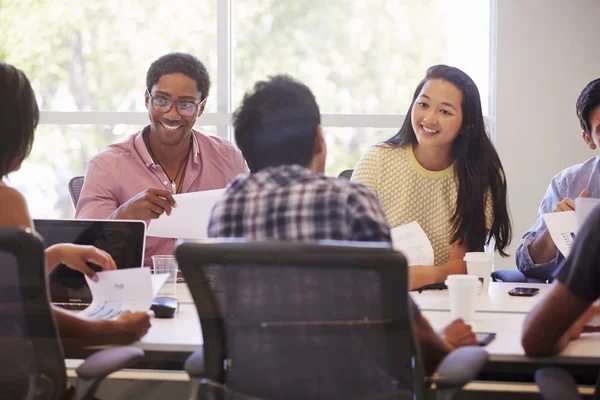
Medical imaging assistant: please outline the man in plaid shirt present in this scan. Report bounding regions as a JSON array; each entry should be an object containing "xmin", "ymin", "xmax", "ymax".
[{"xmin": 208, "ymin": 75, "xmax": 478, "ymax": 374}]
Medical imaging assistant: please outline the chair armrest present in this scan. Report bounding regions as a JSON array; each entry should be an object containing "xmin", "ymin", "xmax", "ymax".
[
  {"xmin": 76, "ymin": 346, "xmax": 144, "ymax": 380},
  {"xmin": 534, "ymin": 367, "xmax": 582, "ymax": 400},
  {"xmin": 428, "ymin": 346, "xmax": 488, "ymax": 389},
  {"xmin": 491, "ymin": 270, "xmax": 528, "ymax": 283},
  {"xmin": 185, "ymin": 348, "xmax": 205, "ymax": 378},
  {"xmin": 74, "ymin": 346, "xmax": 144, "ymax": 400}
]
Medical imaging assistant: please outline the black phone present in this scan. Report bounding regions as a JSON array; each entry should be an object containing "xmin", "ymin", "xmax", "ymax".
[
  {"xmin": 508, "ymin": 287, "xmax": 540, "ymax": 297},
  {"xmin": 475, "ymin": 332, "xmax": 496, "ymax": 346}
]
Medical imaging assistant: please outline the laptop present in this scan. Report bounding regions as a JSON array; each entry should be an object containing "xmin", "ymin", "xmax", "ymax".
[{"xmin": 34, "ymin": 219, "xmax": 146, "ymax": 310}]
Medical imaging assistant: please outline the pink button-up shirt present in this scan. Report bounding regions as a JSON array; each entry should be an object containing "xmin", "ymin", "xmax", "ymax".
[{"xmin": 75, "ymin": 127, "xmax": 248, "ymax": 266}]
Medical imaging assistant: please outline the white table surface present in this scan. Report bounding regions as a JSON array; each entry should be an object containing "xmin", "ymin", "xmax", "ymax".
[
  {"xmin": 412, "ymin": 282, "xmax": 551, "ymax": 314},
  {"xmin": 423, "ymin": 310, "xmax": 600, "ymax": 364},
  {"xmin": 138, "ymin": 303, "xmax": 202, "ymax": 352}
]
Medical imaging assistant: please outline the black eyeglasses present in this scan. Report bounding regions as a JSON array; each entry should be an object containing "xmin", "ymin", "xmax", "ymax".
[{"xmin": 147, "ymin": 90, "xmax": 206, "ymax": 117}]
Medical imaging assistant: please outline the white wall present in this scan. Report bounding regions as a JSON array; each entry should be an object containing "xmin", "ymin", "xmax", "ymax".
[{"xmin": 494, "ymin": 0, "xmax": 600, "ymax": 270}]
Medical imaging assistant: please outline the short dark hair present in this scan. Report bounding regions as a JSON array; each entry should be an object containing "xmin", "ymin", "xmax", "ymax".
[
  {"xmin": 146, "ymin": 53, "xmax": 211, "ymax": 101},
  {"xmin": 233, "ymin": 75, "xmax": 321, "ymax": 172},
  {"xmin": 0, "ymin": 63, "xmax": 39, "ymax": 177},
  {"xmin": 576, "ymin": 78, "xmax": 600, "ymax": 136}
]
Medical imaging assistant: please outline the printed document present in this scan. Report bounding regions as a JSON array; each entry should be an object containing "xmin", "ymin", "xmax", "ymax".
[
  {"xmin": 390, "ymin": 221, "xmax": 435, "ymax": 266},
  {"xmin": 542, "ymin": 211, "xmax": 577, "ymax": 258},
  {"xmin": 82, "ymin": 268, "xmax": 169, "ymax": 320},
  {"xmin": 146, "ymin": 188, "xmax": 225, "ymax": 239}
]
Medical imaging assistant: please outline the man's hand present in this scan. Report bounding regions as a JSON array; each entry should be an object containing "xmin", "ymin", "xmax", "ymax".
[
  {"xmin": 553, "ymin": 189, "xmax": 589, "ymax": 212},
  {"xmin": 105, "ymin": 311, "xmax": 153, "ymax": 345},
  {"xmin": 111, "ymin": 188, "xmax": 177, "ymax": 220},
  {"xmin": 567, "ymin": 304, "xmax": 600, "ymax": 340},
  {"xmin": 46, "ymin": 244, "xmax": 116, "ymax": 280},
  {"xmin": 440, "ymin": 318, "xmax": 478, "ymax": 349}
]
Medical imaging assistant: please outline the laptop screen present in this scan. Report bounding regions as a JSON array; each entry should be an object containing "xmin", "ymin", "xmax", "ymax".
[{"xmin": 34, "ymin": 219, "xmax": 146, "ymax": 304}]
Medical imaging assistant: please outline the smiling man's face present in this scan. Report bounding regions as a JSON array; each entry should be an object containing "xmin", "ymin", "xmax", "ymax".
[{"xmin": 145, "ymin": 72, "xmax": 204, "ymax": 147}]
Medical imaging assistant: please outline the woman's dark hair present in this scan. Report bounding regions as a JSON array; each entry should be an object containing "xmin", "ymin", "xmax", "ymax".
[
  {"xmin": 576, "ymin": 78, "xmax": 600, "ymax": 136},
  {"xmin": 146, "ymin": 52, "xmax": 211, "ymax": 101},
  {"xmin": 233, "ymin": 75, "xmax": 321, "ymax": 172},
  {"xmin": 384, "ymin": 65, "xmax": 511, "ymax": 256},
  {"xmin": 0, "ymin": 63, "xmax": 39, "ymax": 176}
]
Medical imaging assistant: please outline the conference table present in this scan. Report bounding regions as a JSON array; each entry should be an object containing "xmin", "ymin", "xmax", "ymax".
[{"xmin": 65, "ymin": 281, "xmax": 600, "ymax": 385}]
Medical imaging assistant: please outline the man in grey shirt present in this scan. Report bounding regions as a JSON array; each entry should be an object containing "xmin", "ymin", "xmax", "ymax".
[{"xmin": 522, "ymin": 204, "xmax": 600, "ymax": 356}]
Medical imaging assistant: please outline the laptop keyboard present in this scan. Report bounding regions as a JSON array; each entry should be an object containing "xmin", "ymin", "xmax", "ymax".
[{"xmin": 53, "ymin": 303, "xmax": 90, "ymax": 311}]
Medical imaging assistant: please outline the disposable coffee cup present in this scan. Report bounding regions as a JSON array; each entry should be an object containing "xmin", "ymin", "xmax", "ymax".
[
  {"xmin": 445, "ymin": 275, "xmax": 480, "ymax": 322},
  {"xmin": 151, "ymin": 255, "xmax": 178, "ymax": 298},
  {"xmin": 463, "ymin": 252, "xmax": 493, "ymax": 295}
]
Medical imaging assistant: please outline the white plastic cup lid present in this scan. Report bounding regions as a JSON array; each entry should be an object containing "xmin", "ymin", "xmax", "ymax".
[{"xmin": 445, "ymin": 274, "xmax": 480, "ymax": 287}]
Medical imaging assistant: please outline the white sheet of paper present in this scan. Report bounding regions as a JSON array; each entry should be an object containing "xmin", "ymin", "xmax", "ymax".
[
  {"xmin": 575, "ymin": 197, "xmax": 600, "ymax": 229},
  {"xmin": 542, "ymin": 211, "xmax": 577, "ymax": 258},
  {"xmin": 390, "ymin": 221, "xmax": 434, "ymax": 266},
  {"xmin": 82, "ymin": 268, "xmax": 169, "ymax": 320},
  {"xmin": 146, "ymin": 189, "xmax": 225, "ymax": 239}
]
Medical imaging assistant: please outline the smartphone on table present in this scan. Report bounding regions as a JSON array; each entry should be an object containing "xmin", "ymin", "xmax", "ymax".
[
  {"xmin": 475, "ymin": 332, "xmax": 496, "ymax": 346},
  {"xmin": 508, "ymin": 287, "xmax": 540, "ymax": 297}
]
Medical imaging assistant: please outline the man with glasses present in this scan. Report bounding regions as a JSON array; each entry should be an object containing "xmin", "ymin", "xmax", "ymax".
[{"xmin": 76, "ymin": 53, "xmax": 247, "ymax": 266}]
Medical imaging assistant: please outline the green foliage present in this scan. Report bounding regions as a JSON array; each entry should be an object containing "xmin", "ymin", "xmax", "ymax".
[{"xmin": 1, "ymin": 0, "xmax": 449, "ymax": 217}]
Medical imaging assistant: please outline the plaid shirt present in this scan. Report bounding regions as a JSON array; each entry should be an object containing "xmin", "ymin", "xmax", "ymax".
[{"xmin": 208, "ymin": 165, "xmax": 391, "ymax": 243}]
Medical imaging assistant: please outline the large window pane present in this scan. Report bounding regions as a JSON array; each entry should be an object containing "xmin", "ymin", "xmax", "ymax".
[
  {"xmin": 324, "ymin": 127, "xmax": 399, "ymax": 177},
  {"xmin": 234, "ymin": 0, "xmax": 490, "ymax": 114},
  {"xmin": 0, "ymin": 0, "xmax": 218, "ymax": 112}
]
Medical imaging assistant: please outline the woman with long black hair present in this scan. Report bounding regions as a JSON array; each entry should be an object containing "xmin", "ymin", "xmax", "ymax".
[{"xmin": 352, "ymin": 65, "xmax": 511, "ymax": 290}]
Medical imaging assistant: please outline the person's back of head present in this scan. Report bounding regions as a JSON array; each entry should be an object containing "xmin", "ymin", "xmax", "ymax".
[
  {"xmin": 576, "ymin": 78, "xmax": 600, "ymax": 137},
  {"xmin": 0, "ymin": 63, "xmax": 39, "ymax": 177},
  {"xmin": 233, "ymin": 75, "xmax": 323, "ymax": 173},
  {"xmin": 146, "ymin": 52, "xmax": 211, "ymax": 101}
]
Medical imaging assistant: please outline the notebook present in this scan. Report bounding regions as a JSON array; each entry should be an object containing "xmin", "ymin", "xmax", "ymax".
[{"xmin": 34, "ymin": 219, "xmax": 146, "ymax": 310}]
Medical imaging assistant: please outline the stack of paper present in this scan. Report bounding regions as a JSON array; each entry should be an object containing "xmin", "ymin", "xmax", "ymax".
[{"xmin": 82, "ymin": 268, "xmax": 169, "ymax": 320}]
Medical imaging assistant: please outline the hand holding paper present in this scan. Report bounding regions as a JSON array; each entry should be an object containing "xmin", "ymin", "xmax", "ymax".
[{"xmin": 542, "ymin": 211, "xmax": 577, "ymax": 258}]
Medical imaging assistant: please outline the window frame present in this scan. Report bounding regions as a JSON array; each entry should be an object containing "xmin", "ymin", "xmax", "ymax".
[{"xmin": 39, "ymin": 0, "xmax": 495, "ymax": 142}]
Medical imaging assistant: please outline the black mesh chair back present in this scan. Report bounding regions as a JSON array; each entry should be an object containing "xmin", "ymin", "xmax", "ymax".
[
  {"xmin": 177, "ymin": 239, "xmax": 424, "ymax": 400},
  {"xmin": 0, "ymin": 227, "xmax": 67, "ymax": 400},
  {"xmin": 338, "ymin": 169, "xmax": 354, "ymax": 180},
  {"xmin": 68, "ymin": 176, "xmax": 85, "ymax": 209}
]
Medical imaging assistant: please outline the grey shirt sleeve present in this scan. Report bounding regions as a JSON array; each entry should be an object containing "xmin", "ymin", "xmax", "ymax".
[{"xmin": 554, "ymin": 204, "xmax": 600, "ymax": 303}]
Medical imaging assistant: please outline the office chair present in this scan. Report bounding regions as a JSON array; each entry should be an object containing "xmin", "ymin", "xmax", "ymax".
[
  {"xmin": 68, "ymin": 176, "xmax": 85, "ymax": 209},
  {"xmin": 177, "ymin": 239, "xmax": 488, "ymax": 400},
  {"xmin": 337, "ymin": 169, "xmax": 354, "ymax": 180},
  {"xmin": 0, "ymin": 227, "xmax": 144, "ymax": 400},
  {"xmin": 491, "ymin": 270, "xmax": 548, "ymax": 283},
  {"xmin": 534, "ymin": 367, "xmax": 596, "ymax": 400}
]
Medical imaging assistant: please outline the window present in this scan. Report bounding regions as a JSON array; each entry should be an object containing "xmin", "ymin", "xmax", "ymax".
[{"xmin": 1, "ymin": 0, "xmax": 491, "ymax": 218}]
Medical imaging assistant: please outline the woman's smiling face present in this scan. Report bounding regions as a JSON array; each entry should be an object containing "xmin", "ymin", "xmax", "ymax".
[{"xmin": 411, "ymin": 78, "xmax": 463, "ymax": 151}]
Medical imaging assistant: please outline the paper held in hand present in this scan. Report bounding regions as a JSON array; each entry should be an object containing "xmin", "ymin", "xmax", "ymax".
[
  {"xmin": 146, "ymin": 188, "xmax": 225, "ymax": 239},
  {"xmin": 390, "ymin": 221, "xmax": 434, "ymax": 266},
  {"xmin": 82, "ymin": 268, "xmax": 169, "ymax": 320},
  {"xmin": 542, "ymin": 211, "xmax": 577, "ymax": 258}
]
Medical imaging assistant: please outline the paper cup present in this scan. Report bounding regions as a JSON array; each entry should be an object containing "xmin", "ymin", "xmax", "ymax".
[
  {"xmin": 445, "ymin": 275, "xmax": 480, "ymax": 322},
  {"xmin": 151, "ymin": 255, "xmax": 178, "ymax": 298},
  {"xmin": 464, "ymin": 252, "xmax": 493, "ymax": 295}
]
